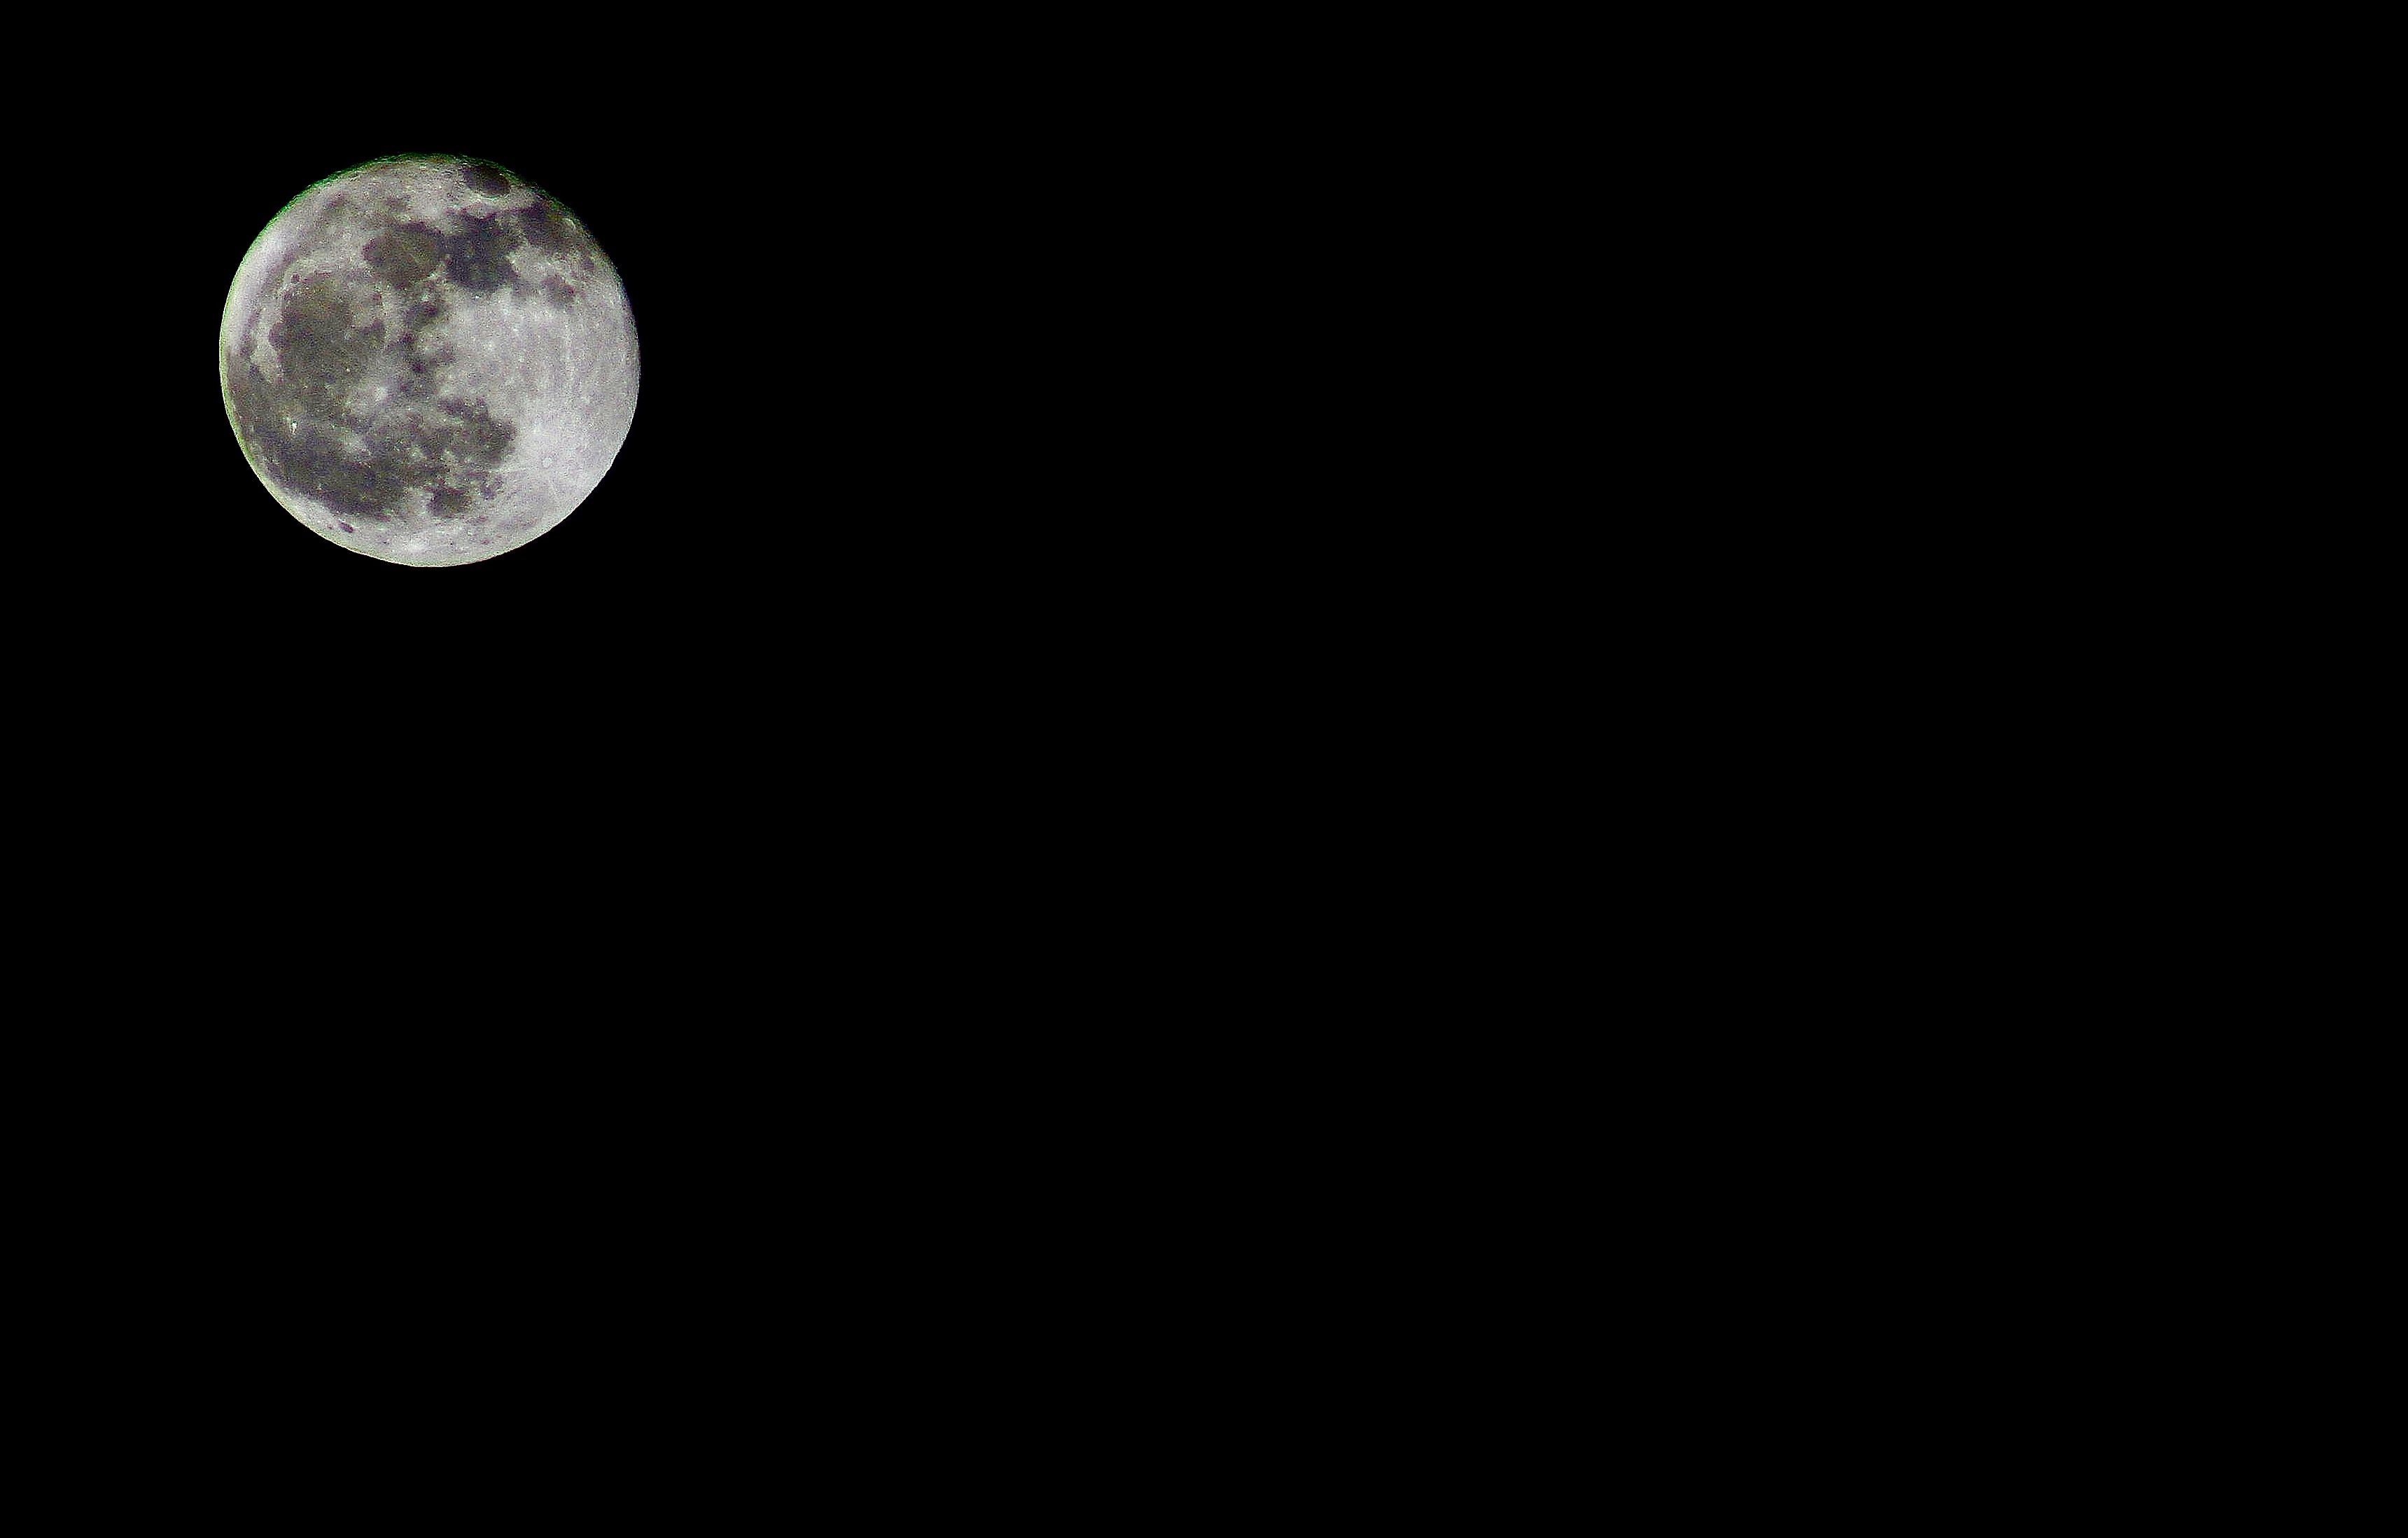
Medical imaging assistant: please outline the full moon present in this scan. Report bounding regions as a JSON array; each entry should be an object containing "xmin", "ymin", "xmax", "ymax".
[{"xmin": 219, "ymin": 154, "xmax": 638, "ymax": 566}]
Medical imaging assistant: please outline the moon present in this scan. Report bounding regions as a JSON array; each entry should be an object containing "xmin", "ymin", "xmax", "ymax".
[{"xmin": 218, "ymin": 154, "xmax": 638, "ymax": 567}]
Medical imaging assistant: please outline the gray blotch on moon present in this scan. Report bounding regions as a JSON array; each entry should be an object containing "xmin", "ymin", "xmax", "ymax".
[{"xmin": 218, "ymin": 154, "xmax": 638, "ymax": 567}]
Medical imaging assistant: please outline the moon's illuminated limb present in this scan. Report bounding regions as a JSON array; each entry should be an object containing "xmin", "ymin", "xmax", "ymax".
[{"xmin": 218, "ymin": 155, "xmax": 638, "ymax": 567}]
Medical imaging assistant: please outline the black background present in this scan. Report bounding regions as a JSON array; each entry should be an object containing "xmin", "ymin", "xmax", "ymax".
[
  {"xmin": 111, "ymin": 46, "xmax": 1229, "ymax": 712},
  {"xmin": 136, "ymin": 49, "xmax": 1182, "ymax": 705},
  {"xmin": 19, "ymin": 35, "xmax": 1420, "ymax": 1362},
  {"xmin": 29, "ymin": 32, "xmax": 1300, "ymax": 991}
]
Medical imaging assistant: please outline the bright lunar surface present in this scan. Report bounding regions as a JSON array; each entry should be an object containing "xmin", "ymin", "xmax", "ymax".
[{"xmin": 219, "ymin": 155, "xmax": 638, "ymax": 566}]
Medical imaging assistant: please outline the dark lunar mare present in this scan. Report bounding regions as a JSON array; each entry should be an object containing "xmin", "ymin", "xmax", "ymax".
[
  {"xmin": 442, "ymin": 211, "xmax": 523, "ymax": 294},
  {"xmin": 225, "ymin": 183, "xmax": 618, "ymax": 529},
  {"xmin": 362, "ymin": 223, "xmax": 441, "ymax": 290},
  {"xmin": 506, "ymin": 198, "xmax": 585, "ymax": 257},
  {"xmin": 227, "ymin": 209, "xmax": 531, "ymax": 523}
]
